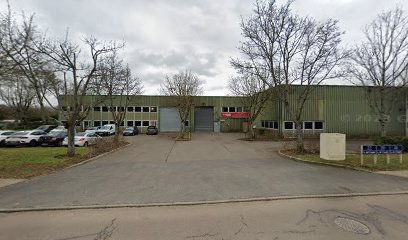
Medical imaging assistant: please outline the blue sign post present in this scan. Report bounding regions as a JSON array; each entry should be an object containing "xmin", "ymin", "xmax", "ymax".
[{"xmin": 360, "ymin": 145, "xmax": 403, "ymax": 165}]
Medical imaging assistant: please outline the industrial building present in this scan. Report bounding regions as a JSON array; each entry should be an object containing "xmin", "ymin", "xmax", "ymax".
[{"xmin": 60, "ymin": 85, "xmax": 407, "ymax": 137}]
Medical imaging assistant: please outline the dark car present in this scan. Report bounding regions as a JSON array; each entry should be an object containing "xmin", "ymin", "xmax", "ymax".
[
  {"xmin": 39, "ymin": 131, "xmax": 68, "ymax": 147},
  {"xmin": 146, "ymin": 126, "xmax": 158, "ymax": 135},
  {"xmin": 35, "ymin": 125, "xmax": 58, "ymax": 133},
  {"xmin": 123, "ymin": 127, "xmax": 139, "ymax": 136}
]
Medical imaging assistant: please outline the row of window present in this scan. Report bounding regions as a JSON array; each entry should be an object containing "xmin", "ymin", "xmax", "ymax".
[
  {"xmin": 261, "ymin": 121, "xmax": 324, "ymax": 130},
  {"xmin": 93, "ymin": 106, "xmax": 158, "ymax": 113},
  {"xmin": 84, "ymin": 120, "xmax": 157, "ymax": 127},
  {"xmin": 222, "ymin": 106, "xmax": 248, "ymax": 113}
]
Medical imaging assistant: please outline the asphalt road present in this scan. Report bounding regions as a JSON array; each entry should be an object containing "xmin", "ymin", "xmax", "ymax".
[
  {"xmin": 0, "ymin": 133, "xmax": 408, "ymax": 210},
  {"xmin": 1, "ymin": 194, "xmax": 408, "ymax": 240}
]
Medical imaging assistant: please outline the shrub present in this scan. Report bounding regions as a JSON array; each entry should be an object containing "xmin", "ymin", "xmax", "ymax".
[{"xmin": 373, "ymin": 136, "xmax": 408, "ymax": 152}]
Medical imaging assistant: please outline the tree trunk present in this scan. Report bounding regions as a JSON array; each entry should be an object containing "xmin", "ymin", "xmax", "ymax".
[
  {"xmin": 114, "ymin": 123, "xmax": 120, "ymax": 143},
  {"xmin": 67, "ymin": 123, "xmax": 76, "ymax": 156},
  {"xmin": 295, "ymin": 121, "xmax": 304, "ymax": 153},
  {"xmin": 249, "ymin": 119, "xmax": 255, "ymax": 139}
]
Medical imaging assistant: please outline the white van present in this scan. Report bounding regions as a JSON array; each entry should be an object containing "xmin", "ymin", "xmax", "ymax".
[{"xmin": 96, "ymin": 124, "xmax": 116, "ymax": 136}]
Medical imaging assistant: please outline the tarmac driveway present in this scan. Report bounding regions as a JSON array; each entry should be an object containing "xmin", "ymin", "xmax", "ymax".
[{"xmin": 1, "ymin": 133, "xmax": 408, "ymax": 210}]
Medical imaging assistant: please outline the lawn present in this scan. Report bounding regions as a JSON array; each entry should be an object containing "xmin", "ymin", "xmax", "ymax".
[
  {"xmin": 0, "ymin": 147, "xmax": 88, "ymax": 179},
  {"xmin": 283, "ymin": 151, "xmax": 408, "ymax": 171}
]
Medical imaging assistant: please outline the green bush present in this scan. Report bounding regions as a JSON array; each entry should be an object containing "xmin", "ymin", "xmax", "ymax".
[{"xmin": 373, "ymin": 136, "xmax": 408, "ymax": 152}]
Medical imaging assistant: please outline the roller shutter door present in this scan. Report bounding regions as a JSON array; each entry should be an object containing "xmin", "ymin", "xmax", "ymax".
[
  {"xmin": 160, "ymin": 108, "xmax": 181, "ymax": 132},
  {"xmin": 194, "ymin": 107, "xmax": 213, "ymax": 132}
]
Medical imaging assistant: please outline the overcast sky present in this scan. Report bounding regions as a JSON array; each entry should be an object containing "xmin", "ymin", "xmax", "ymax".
[{"xmin": 2, "ymin": 0, "xmax": 408, "ymax": 95}]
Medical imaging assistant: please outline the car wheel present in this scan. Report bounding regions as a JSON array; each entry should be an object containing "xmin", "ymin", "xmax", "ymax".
[
  {"xmin": 83, "ymin": 141, "xmax": 89, "ymax": 147},
  {"xmin": 29, "ymin": 140, "xmax": 37, "ymax": 147},
  {"xmin": 0, "ymin": 140, "xmax": 4, "ymax": 147}
]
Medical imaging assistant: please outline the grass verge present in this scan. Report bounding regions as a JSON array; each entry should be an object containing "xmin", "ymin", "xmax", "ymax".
[
  {"xmin": 0, "ymin": 137, "xmax": 128, "ymax": 179},
  {"xmin": 281, "ymin": 150, "xmax": 408, "ymax": 171},
  {"xmin": 0, "ymin": 147, "xmax": 88, "ymax": 179}
]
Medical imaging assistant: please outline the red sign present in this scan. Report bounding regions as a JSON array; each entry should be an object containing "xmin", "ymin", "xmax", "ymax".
[{"xmin": 221, "ymin": 112, "xmax": 250, "ymax": 119}]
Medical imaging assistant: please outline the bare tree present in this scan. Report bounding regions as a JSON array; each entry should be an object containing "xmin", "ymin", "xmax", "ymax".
[
  {"xmin": 160, "ymin": 70, "xmax": 203, "ymax": 137},
  {"xmin": 92, "ymin": 50, "xmax": 143, "ymax": 142},
  {"xmin": 38, "ymin": 35, "xmax": 123, "ymax": 156},
  {"xmin": 0, "ymin": 71, "xmax": 36, "ymax": 123},
  {"xmin": 0, "ymin": 3, "xmax": 51, "ymax": 122},
  {"xmin": 349, "ymin": 7, "xmax": 408, "ymax": 137},
  {"xmin": 231, "ymin": 0, "xmax": 346, "ymax": 152},
  {"xmin": 229, "ymin": 72, "xmax": 273, "ymax": 138}
]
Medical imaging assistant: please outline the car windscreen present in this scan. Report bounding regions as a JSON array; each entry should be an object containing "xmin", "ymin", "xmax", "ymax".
[
  {"xmin": 48, "ymin": 131, "xmax": 66, "ymax": 136},
  {"xmin": 125, "ymin": 128, "xmax": 133, "ymax": 131},
  {"xmin": 147, "ymin": 126, "xmax": 155, "ymax": 129},
  {"xmin": 12, "ymin": 131, "xmax": 28, "ymax": 135},
  {"xmin": 75, "ymin": 132, "xmax": 87, "ymax": 136},
  {"xmin": 87, "ymin": 127, "xmax": 97, "ymax": 130},
  {"xmin": 1, "ymin": 132, "xmax": 15, "ymax": 135}
]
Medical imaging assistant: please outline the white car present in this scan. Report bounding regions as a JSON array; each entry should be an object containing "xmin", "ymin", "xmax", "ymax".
[
  {"xmin": 5, "ymin": 130, "xmax": 46, "ymax": 147},
  {"xmin": 0, "ymin": 130, "xmax": 16, "ymax": 147},
  {"xmin": 49, "ymin": 126, "xmax": 67, "ymax": 133},
  {"xmin": 85, "ymin": 126, "xmax": 101, "ymax": 135},
  {"xmin": 62, "ymin": 132, "xmax": 101, "ymax": 147}
]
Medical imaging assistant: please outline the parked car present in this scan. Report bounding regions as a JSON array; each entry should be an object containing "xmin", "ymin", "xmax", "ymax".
[
  {"xmin": 123, "ymin": 127, "xmax": 139, "ymax": 136},
  {"xmin": 34, "ymin": 125, "xmax": 58, "ymax": 133},
  {"xmin": 5, "ymin": 130, "xmax": 46, "ymax": 147},
  {"xmin": 146, "ymin": 126, "xmax": 158, "ymax": 135},
  {"xmin": 0, "ymin": 131, "xmax": 16, "ymax": 147},
  {"xmin": 85, "ymin": 126, "xmax": 101, "ymax": 135},
  {"xmin": 96, "ymin": 124, "xmax": 116, "ymax": 136},
  {"xmin": 49, "ymin": 126, "xmax": 66, "ymax": 133},
  {"xmin": 62, "ymin": 132, "xmax": 101, "ymax": 147},
  {"xmin": 39, "ymin": 131, "xmax": 68, "ymax": 147}
]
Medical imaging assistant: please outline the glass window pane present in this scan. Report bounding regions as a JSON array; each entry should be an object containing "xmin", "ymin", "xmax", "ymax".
[
  {"xmin": 150, "ymin": 107, "xmax": 157, "ymax": 112},
  {"xmin": 142, "ymin": 107, "xmax": 149, "ymax": 112},
  {"xmin": 135, "ymin": 121, "xmax": 142, "ymax": 126},
  {"xmin": 284, "ymin": 122, "xmax": 293, "ymax": 130},
  {"xmin": 315, "ymin": 121, "xmax": 323, "ymax": 130},
  {"xmin": 127, "ymin": 121, "xmax": 134, "ymax": 127},
  {"xmin": 304, "ymin": 122, "xmax": 313, "ymax": 129},
  {"xmin": 229, "ymin": 107, "xmax": 236, "ymax": 112},
  {"xmin": 127, "ymin": 106, "xmax": 134, "ymax": 112},
  {"xmin": 222, "ymin": 107, "xmax": 228, "ymax": 112},
  {"xmin": 142, "ymin": 121, "xmax": 149, "ymax": 126},
  {"xmin": 135, "ymin": 107, "xmax": 141, "ymax": 112},
  {"xmin": 236, "ymin": 107, "xmax": 243, "ymax": 112}
]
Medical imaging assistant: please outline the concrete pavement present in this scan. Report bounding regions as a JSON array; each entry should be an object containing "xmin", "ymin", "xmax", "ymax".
[
  {"xmin": 1, "ymin": 194, "xmax": 408, "ymax": 240},
  {"xmin": 1, "ymin": 133, "xmax": 408, "ymax": 210}
]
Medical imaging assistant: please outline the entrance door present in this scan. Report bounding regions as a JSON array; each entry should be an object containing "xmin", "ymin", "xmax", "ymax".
[
  {"xmin": 160, "ymin": 107, "xmax": 181, "ymax": 132},
  {"xmin": 194, "ymin": 107, "xmax": 213, "ymax": 132}
]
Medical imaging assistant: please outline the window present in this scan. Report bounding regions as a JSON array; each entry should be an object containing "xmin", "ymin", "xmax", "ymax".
[
  {"xmin": 94, "ymin": 121, "xmax": 101, "ymax": 127},
  {"xmin": 284, "ymin": 121, "xmax": 294, "ymax": 130},
  {"xmin": 127, "ymin": 121, "xmax": 134, "ymax": 127},
  {"xmin": 109, "ymin": 121, "xmax": 115, "ymax": 124},
  {"xmin": 117, "ymin": 107, "xmax": 125, "ymax": 112},
  {"xmin": 93, "ymin": 107, "xmax": 101, "ymax": 112},
  {"xmin": 315, "ymin": 121, "xmax": 324, "ymax": 130},
  {"xmin": 101, "ymin": 107, "xmax": 109, "ymax": 112},
  {"xmin": 236, "ymin": 107, "xmax": 243, "ymax": 112},
  {"xmin": 222, "ymin": 107, "xmax": 228, "ymax": 112},
  {"xmin": 135, "ymin": 121, "xmax": 142, "ymax": 126},
  {"xmin": 150, "ymin": 107, "xmax": 157, "ymax": 112},
  {"xmin": 304, "ymin": 121, "xmax": 313, "ymax": 130},
  {"xmin": 142, "ymin": 121, "xmax": 149, "ymax": 127},
  {"xmin": 102, "ymin": 121, "xmax": 109, "ymax": 125},
  {"xmin": 261, "ymin": 120, "xmax": 278, "ymax": 129},
  {"xmin": 135, "ymin": 107, "xmax": 142, "ymax": 112},
  {"xmin": 185, "ymin": 120, "xmax": 189, "ymax": 127},
  {"xmin": 142, "ymin": 107, "xmax": 149, "ymax": 112},
  {"xmin": 127, "ymin": 106, "xmax": 134, "ymax": 112},
  {"xmin": 229, "ymin": 107, "xmax": 236, "ymax": 112}
]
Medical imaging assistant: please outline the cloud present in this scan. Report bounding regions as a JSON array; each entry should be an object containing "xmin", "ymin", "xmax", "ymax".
[{"xmin": 2, "ymin": 0, "xmax": 408, "ymax": 96}]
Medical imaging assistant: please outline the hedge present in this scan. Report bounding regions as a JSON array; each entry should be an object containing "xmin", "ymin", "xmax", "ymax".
[{"xmin": 373, "ymin": 136, "xmax": 408, "ymax": 152}]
